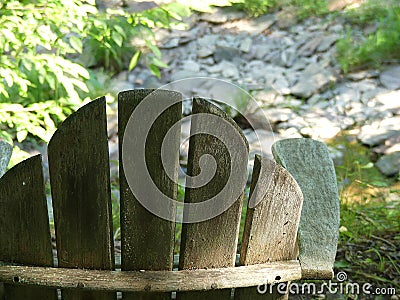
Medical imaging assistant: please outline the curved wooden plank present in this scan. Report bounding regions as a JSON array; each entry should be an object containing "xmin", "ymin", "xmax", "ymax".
[
  {"xmin": 0, "ymin": 141, "xmax": 12, "ymax": 177},
  {"xmin": 0, "ymin": 155, "xmax": 56, "ymax": 299},
  {"xmin": 0, "ymin": 261, "xmax": 301, "ymax": 292},
  {"xmin": 119, "ymin": 89, "xmax": 182, "ymax": 300},
  {"xmin": 235, "ymin": 156, "xmax": 303, "ymax": 300},
  {"xmin": 48, "ymin": 97, "xmax": 115, "ymax": 300},
  {"xmin": 177, "ymin": 98, "xmax": 249, "ymax": 300},
  {"xmin": 272, "ymin": 138, "xmax": 340, "ymax": 279}
]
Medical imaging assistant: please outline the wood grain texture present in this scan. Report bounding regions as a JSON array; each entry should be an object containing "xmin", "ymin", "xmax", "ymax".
[
  {"xmin": 177, "ymin": 98, "xmax": 249, "ymax": 300},
  {"xmin": 118, "ymin": 89, "xmax": 181, "ymax": 300},
  {"xmin": 235, "ymin": 156, "xmax": 303, "ymax": 300},
  {"xmin": 0, "ymin": 155, "xmax": 56, "ymax": 299},
  {"xmin": 48, "ymin": 98, "xmax": 115, "ymax": 300},
  {"xmin": 0, "ymin": 261, "xmax": 302, "ymax": 292},
  {"xmin": 0, "ymin": 141, "xmax": 12, "ymax": 177},
  {"xmin": 272, "ymin": 138, "xmax": 340, "ymax": 279}
]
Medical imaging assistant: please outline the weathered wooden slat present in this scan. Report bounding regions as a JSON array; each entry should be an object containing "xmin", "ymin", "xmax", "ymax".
[
  {"xmin": 272, "ymin": 138, "xmax": 340, "ymax": 279},
  {"xmin": 235, "ymin": 156, "xmax": 303, "ymax": 300},
  {"xmin": 48, "ymin": 98, "xmax": 115, "ymax": 300},
  {"xmin": 0, "ymin": 141, "xmax": 12, "ymax": 177},
  {"xmin": 177, "ymin": 98, "xmax": 249, "ymax": 300},
  {"xmin": 0, "ymin": 261, "xmax": 302, "ymax": 292},
  {"xmin": 0, "ymin": 155, "xmax": 56, "ymax": 299},
  {"xmin": 119, "ymin": 89, "xmax": 182, "ymax": 300}
]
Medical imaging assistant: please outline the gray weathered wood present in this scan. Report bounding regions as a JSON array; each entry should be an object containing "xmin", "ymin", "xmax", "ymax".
[
  {"xmin": 235, "ymin": 156, "xmax": 303, "ymax": 300},
  {"xmin": 0, "ymin": 155, "xmax": 56, "ymax": 299},
  {"xmin": 119, "ymin": 89, "xmax": 181, "ymax": 300},
  {"xmin": 0, "ymin": 141, "xmax": 12, "ymax": 177},
  {"xmin": 272, "ymin": 138, "xmax": 340, "ymax": 279},
  {"xmin": 0, "ymin": 261, "xmax": 302, "ymax": 292},
  {"xmin": 177, "ymin": 98, "xmax": 249, "ymax": 300},
  {"xmin": 48, "ymin": 97, "xmax": 115, "ymax": 300}
]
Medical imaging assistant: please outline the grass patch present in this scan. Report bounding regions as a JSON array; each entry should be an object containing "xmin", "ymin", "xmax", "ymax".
[
  {"xmin": 328, "ymin": 134, "xmax": 400, "ymax": 290},
  {"xmin": 337, "ymin": 0, "xmax": 400, "ymax": 72}
]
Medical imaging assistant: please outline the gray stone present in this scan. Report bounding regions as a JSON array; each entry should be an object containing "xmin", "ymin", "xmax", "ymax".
[
  {"xmin": 214, "ymin": 46, "xmax": 241, "ymax": 62},
  {"xmin": 317, "ymin": 34, "xmax": 340, "ymax": 52},
  {"xmin": 276, "ymin": 7, "xmax": 298, "ymax": 29},
  {"xmin": 272, "ymin": 75, "xmax": 291, "ymax": 95},
  {"xmin": 374, "ymin": 90, "xmax": 400, "ymax": 113},
  {"xmin": 197, "ymin": 47, "xmax": 214, "ymax": 58},
  {"xmin": 220, "ymin": 60, "xmax": 239, "ymax": 78},
  {"xmin": 0, "ymin": 141, "xmax": 12, "ymax": 177},
  {"xmin": 373, "ymin": 134, "xmax": 400, "ymax": 155},
  {"xmin": 380, "ymin": 65, "xmax": 400, "ymax": 90},
  {"xmin": 239, "ymin": 37, "xmax": 252, "ymax": 53},
  {"xmin": 347, "ymin": 70, "xmax": 379, "ymax": 81},
  {"xmin": 242, "ymin": 14, "xmax": 275, "ymax": 35},
  {"xmin": 181, "ymin": 60, "xmax": 201, "ymax": 73},
  {"xmin": 376, "ymin": 152, "xmax": 400, "ymax": 177},
  {"xmin": 109, "ymin": 79, "xmax": 134, "ymax": 94},
  {"xmin": 170, "ymin": 70, "xmax": 206, "ymax": 81},
  {"xmin": 298, "ymin": 36, "xmax": 324, "ymax": 57},
  {"xmin": 358, "ymin": 116, "xmax": 400, "ymax": 146},
  {"xmin": 281, "ymin": 49, "xmax": 297, "ymax": 67},
  {"xmin": 291, "ymin": 65, "xmax": 336, "ymax": 98},
  {"xmin": 253, "ymin": 44, "xmax": 273, "ymax": 60},
  {"xmin": 160, "ymin": 37, "xmax": 180, "ymax": 49},
  {"xmin": 200, "ymin": 7, "xmax": 245, "ymax": 23},
  {"xmin": 272, "ymin": 138, "xmax": 340, "ymax": 279}
]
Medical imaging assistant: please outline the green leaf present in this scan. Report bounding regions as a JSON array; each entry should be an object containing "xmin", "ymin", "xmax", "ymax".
[
  {"xmin": 149, "ymin": 64, "xmax": 161, "ymax": 78},
  {"xmin": 128, "ymin": 51, "xmax": 141, "ymax": 71},
  {"xmin": 111, "ymin": 31, "xmax": 123, "ymax": 47},
  {"xmin": 145, "ymin": 40, "xmax": 161, "ymax": 58},
  {"xmin": 16, "ymin": 130, "xmax": 28, "ymax": 142},
  {"xmin": 69, "ymin": 35, "xmax": 83, "ymax": 53}
]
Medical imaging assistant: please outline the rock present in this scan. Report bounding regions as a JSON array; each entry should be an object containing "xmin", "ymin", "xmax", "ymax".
[
  {"xmin": 373, "ymin": 134, "xmax": 400, "ymax": 155},
  {"xmin": 347, "ymin": 70, "xmax": 379, "ymax": 81},
  {"xmin": 276, "ymin": 7, "xmax": 298, "ymax": 29},
  {"xmin": 181, "ymin": 60, "xmax": 201, "ymax": 73},
  {"xmin": 376, "ymin": 152, "xmax": 400, "ymax": 177},
  {"xmin": 281, "ymin": 49, "xmax": 297, "ymax": 67},
  {"xmin": 200, "ymin": 7, "xmax": 245, "ymax": 23},
  {"xmin": 214, "ymin": 46, "xmax": 241, "ymax": 63},
  {"xmin": 109, "ymin": 77, "xmax": 134, "ymax": 94},
  {"xmin": 197, "ymin": 47, "xmax": 214, "ymax": 58},
  {"xmin": 291, "ymin": 65, "xmax": 336, "ymax": 98},
  {"xmin": 240, "ymin": 14, "xmax": 275, "ymax": 35},
  {"xmin": 379, "ymin": 65, "xmax": 400, "ymax": 90},
  {"xmin": 240, "ymin": 37, "xmax": 252, "ymax": 53},
  {"xmin": 0, "ymin": 141, "xmax": 12, "ymax": 177},
  {"xmin": 160, "ymin": 37, "xmax": 180, "ymax": 49},
  {"xmin": 170, "ymin": 70, "xmax": 206, "ymax": 81},
  {"xmin": 358, "ymin": 116, "xmax": 400, "ymax": 146},
  {"xmin": 298, "ymin": 35, "xmax": 324, "ymax": 57},
  {"xmin": 317, "ymin": 34, "xmax": 340, "ymax": 52},
  {"xmin": 220, "ymin": 60, "xmax": 239, "ymax": 78},
  {"xmin": 272, "ymin": 75, "xmax": 291, "ymax": 95},
  {"xmin": 374, "ymin": 90, "xmax": 400, "ymax": 113}
]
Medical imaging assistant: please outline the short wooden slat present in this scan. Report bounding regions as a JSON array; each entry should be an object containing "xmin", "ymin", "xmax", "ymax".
[
  {"xmin": 48, "ymin": 98, "xmax": 115, "ymax": 300},
  {"xmin": 0, "ymin": 140, "xmax": 12, "ymax": 177},
  {"xmin": 0, "ymin": 261, "xmax": 302, "ymax": 292},
  {"xmin": 235, "ymin": 156, "xmax": 303, "ymax": 300},
  {"xmin": 272, "ymin": 138, "xmax": 340, "ymax": 279},
  {"xmin": 0, "ymin": 155, "xmax": 56, "ymax": 299},
  {"xmin": 119, "ymin": 89, "xmax": 182, "ymax": 300},
  {"xmin": 177, "ymin": 98, "xmax": 249, "ymax": 300}
]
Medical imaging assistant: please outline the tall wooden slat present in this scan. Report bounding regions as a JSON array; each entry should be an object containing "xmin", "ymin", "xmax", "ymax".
[
  {"xmin": 177, "ymin": 98, "xmax": 249, "ymax": 300},
  {"xmin": 0, "ymin": 155, "xmax": 56, "ymax": 299},
  {"xmin": 234, "ymin": 156, "xmax": 303, "ymax": 300},
  {"xmin": 272, "ymin": 138, "xmax": 340, "ymax": 279},
  {"xmin": 48, "ymin": 98, "xmax": 115, "ymax": 300},
  {"xmin": 0, "ymin": 141, "xmax": 12, "ymax": 177},
  {"xmin": 119, "ymin": 89, "xmax": 181, "ymax": 300}
]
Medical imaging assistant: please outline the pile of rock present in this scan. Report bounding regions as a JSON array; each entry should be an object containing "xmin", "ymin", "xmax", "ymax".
[{"xmin": 109, "ymin": 6, "xmax": 400, "ymax": 177}]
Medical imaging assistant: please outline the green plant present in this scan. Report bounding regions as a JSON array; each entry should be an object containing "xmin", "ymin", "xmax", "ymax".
[
  {"xmin": 0, "ymin": 0, "xmax": 189, "ymax": 147},
  {"xmin": 233, "ymin": 0, "xmax": 278, "ymax": 17},
  {"xmin": 337, "ymin": 1, "xmax": 400, "ymax": 72}
]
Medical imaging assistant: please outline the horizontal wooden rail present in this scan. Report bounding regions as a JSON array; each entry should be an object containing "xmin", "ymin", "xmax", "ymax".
[{"xmin": 0, "ymin": 261, "xmax": 301, "ymax": 292}]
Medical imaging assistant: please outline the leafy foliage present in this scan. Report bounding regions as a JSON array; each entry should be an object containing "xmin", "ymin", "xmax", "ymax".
[
  {"xmin": 337, "ymin": 1, "xmax": 400, "ymax": 72},
  {"xmin": 0, "ymin": 0, "xmax": 188, "ymax": 145}
]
